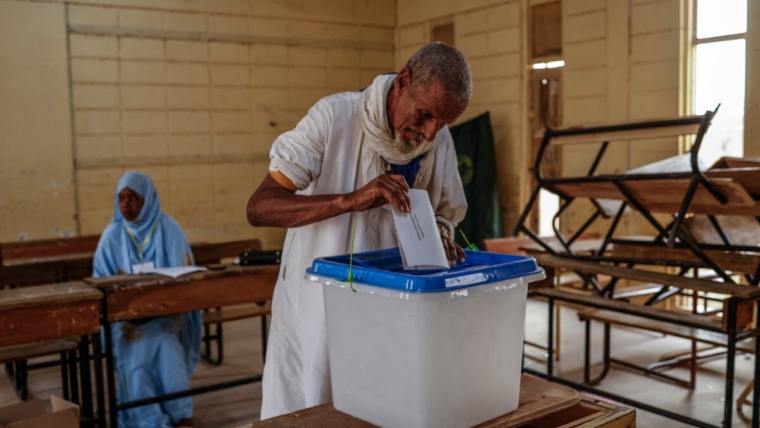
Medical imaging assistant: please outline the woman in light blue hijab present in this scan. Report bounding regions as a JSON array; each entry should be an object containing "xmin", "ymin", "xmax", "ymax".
[{"xmin": 93, "ymin": 171, "xmax": 201, "ymax": 428}]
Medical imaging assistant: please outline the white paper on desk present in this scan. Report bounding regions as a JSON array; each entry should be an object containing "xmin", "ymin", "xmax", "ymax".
[
  {"xmin": 147, "ymin": 266, "xmax": 208, "ymax": 278},
  {"xmin": 392, "ymin": 189, "xmax": 449, "ymax": 270}
]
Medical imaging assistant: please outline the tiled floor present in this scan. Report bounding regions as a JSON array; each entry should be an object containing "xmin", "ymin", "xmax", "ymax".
[{"xmin": 0, "ymin": 299, "xmax": 755, "ymax": 427}]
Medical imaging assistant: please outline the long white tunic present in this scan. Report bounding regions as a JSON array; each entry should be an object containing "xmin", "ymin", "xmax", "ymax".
[{"xmin": 260, "ymin": 90, "xmax": 467, "ymax": 419}]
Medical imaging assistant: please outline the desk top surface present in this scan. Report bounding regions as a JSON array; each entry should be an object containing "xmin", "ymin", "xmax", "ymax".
[
  {"xmin": 246, "ymin": 374, "xmax": 581, "ymax": 428},
  {"xmin": 0, "ymin": 281, "xmax": 102, "ymax": 311},
  {"xmin": 84, "ymin": 264, "xmax": 280, "ymax": 289}
]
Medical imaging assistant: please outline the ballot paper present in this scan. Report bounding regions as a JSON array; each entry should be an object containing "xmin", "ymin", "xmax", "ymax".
[
  {"xmin": 147, "ymin": 266, "xmax": 208, "ymax": 278},
  {"xmin": 392, "ymin": 189, "xmax": 450, "ymax": 270}
]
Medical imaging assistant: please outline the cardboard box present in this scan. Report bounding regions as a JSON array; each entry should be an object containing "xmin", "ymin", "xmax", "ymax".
[{"xmin": 0, "ymin": 396, "xmax": 78, "ymax": 428}]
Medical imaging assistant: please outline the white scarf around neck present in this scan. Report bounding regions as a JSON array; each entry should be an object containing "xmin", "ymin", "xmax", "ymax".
[{"xmin": 358, "ymin": 74, "xmax": 436, "ymax": 189}]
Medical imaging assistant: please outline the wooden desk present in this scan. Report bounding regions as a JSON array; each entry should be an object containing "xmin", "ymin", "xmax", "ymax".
[
  {"xmin": 89, "ymin": 264, "xmax": 279, "ymax": 428},
  {"xmin": 0, "ymin": 282, "xmax": 101, "ymax": 347},
  {"xmin": 0, "ymin": 281, "xmax": 104, "ymax": 423},
  {"xmin": 240, "ymin": 375, "xmax": 634, "ymax": 428},
  {"xmin": 1, "ymin": 239, "xmax": 263, "ymax": 287},
  {"xmin": 85, "ymin": 265, "xmax": 278, "ymax": 322}
]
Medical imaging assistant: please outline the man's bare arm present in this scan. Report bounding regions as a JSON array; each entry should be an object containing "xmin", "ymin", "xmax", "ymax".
[{"xmin": 247, "ymin": 173, "xmax": 411, "ymax": 229}]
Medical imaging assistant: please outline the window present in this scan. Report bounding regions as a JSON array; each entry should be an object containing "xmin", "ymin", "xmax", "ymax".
[{"xmin": 692, "ymin": 0, "xmax": 747, "ymax": 164}]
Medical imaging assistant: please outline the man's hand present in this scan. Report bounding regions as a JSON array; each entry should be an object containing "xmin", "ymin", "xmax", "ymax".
[
  {"xmin": 345, "ymin": 174, "xmax": 411, "ymax": 213},
  {"xmin": 438, "ymin": 222, "xmax": 465, "ymax": 267}
]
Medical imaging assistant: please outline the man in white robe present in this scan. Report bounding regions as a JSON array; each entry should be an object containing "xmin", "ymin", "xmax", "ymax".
[{"xmin": 246, "ymin": 42, "xmax": 472, "ymax": 419}]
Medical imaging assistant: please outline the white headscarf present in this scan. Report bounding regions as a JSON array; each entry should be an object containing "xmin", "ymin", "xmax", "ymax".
[{"xmin": 358, "ymin": 74, "xmax": 436, "ymax": 189}]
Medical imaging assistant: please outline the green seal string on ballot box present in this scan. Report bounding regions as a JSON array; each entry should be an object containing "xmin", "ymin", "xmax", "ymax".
[
  {"xmin": 347, "ymin": 219, "xmax": 358, "ymax": 292},
  {"xmin": 459, "ymin": 230, "xmax": 479, "ymax": 251}
]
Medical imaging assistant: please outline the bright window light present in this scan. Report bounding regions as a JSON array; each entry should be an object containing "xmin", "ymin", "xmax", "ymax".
[
  {"xmin": 532, "ymin": 61, "xmax": 564, "ymax": 70},
  {"xmin": 696, "ymin": 0, "xmax": 747, "ymax": 39},
  {"xmin": 538, "ymin": 189, "xmax": 560, "ymax": 237},
  {"xmin": 694, "ymin": 39, "xmax": 746, "ymax": 163}
]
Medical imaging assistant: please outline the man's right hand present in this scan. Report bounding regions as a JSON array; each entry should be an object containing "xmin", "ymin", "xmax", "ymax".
[{"xmin": 345, "ymin": 174, "xmax": 411, "ymax": 213}]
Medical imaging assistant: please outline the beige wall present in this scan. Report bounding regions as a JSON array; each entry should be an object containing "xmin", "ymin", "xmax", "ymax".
[
  {"xmin": 559, "ymin": 0, "xmax": 758, "ymax": 236},
  {"xmin": 1, "ymin": 0, "xmax": 395, "ymax": 249},
  {"xmin": 559, "ymin": 0, "xmax": 689, "ymax": 236},
  {"xmin": 2, "ymin": 0, "xmax": 758, "ymax": 246},
  {"xmin": 0, "ymin": 1, "xmax": 77, "ymax": 241},
  {"xmin": 746, "ymin": 0, "xmax": 760, "ymax": 158},
  {"xmin": 397, "ymin": 0, "xmax": 528, "ymax": 232}
]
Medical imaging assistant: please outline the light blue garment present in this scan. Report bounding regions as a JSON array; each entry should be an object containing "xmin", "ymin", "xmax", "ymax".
[{"xmin": 93, "ymin": 171, "xmax": 202, "ymax": 428}]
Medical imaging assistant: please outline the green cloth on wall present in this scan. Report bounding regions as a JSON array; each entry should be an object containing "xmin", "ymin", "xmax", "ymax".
[{"xmin": 450, "ymin": 112, "xmax": 502, "ymax": 249}]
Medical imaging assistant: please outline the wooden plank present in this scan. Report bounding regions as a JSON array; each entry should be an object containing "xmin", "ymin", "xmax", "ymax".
[
  {"xmin": 551, "ymin": 178, "xmax": 760, "ymax": 216},
  {"xmin": 535, "ymin": 287, "xmax": 723, "ymax": 331},
  {"xmin": 528, "ymin": 396, "xmax": 635, "ymax": 428},
  {"xmin": 0, "ymin": 300, "xmax": 101, "ymax": 346},
  {"xmin": 533, "ymin": 254, "xmax": 760, "ymax": 299},
  {"xmin": 0, "ymin": 262, "xmax": 61, "ymax": 287},
  {"xmin": 1, "ymin": 239, "xmax": 266, "ymax": 287},
  {"xmin": 192, "ymin": 239, "xmax": 262, "ymax": 265},
  {"xmin": 577, "ymin": 309, "xmax": 754, "ymax": 354},
  {"xmin": 550, "ymin": 123, "xmax": 701, "ymax": 145},
  {"xmin": 611, "ymin": 240, "xmax": 760, "ymax": 274},
  {"xmin": 0, "ymin": 339, "xmax": 79, "ymax": 364},
  {"xmin": 705, "ymin": 168, "xmax": 760, "ymax": 198},
  {"xmin": 683, "ymin": 215, "xmax": 760, "ymax": 246},
  {"xmin": 244, "ymin": 374, "xmax": 580, "ymax": 428},
  {"xmin": 0, "ymin": 235, "xmax": 99, "ymax": 262},
  {"xmin": 625, "ymin": 178, "xmax": 757, "ymax": 215},
  {"xmin": 0, "ymin": 282, "xmax": 101, "ymax": 311},
  {"xmin": 519, "ymin": 239, "xmax": 607, "ymax": 256},
  {"xmin": 711, "ymin": 157, "xmax": 760, "ymax": 169},
  {"xmin": 104, "ymin": 265, "xmax": 279, "ymax": 321},
  {"xmin": 551, "ymin": 181, "xmax": 623, "ymax": 200},
  {"xmin": 202, "ymin": 303, "xmax": 271, "ymax": 325}
]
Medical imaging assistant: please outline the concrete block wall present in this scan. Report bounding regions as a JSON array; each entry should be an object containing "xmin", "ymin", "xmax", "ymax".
[
  {"xmin": 397, "ymin": 0, "xmax": 527, "ymax": 232},
  {"xmin": 560, "ymin": 0, "xmax": 688, "ymax": 237},
  {"xmin": 1, "ymin": 0, "xmax": 395, "ymax": 248},
  {"xmin": 4, "ymin": 0, "xmax": 756, "ymax": 247},
  {"xmin": 0, "ymin": 1, "xmax": 77, "ymax": 241}
]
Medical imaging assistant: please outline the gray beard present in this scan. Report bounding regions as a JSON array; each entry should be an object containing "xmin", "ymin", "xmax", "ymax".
[{"xmin": 389, "ymin": 132, "xmax": 433, "ymax": 158}]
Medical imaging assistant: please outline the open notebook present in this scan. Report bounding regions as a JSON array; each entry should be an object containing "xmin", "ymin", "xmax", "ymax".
[{"xmin": 391, "ymin": 189, "xmax": 450, "ymax": 270}]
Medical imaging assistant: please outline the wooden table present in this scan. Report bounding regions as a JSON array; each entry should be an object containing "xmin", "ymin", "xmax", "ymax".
[
  {"xmin": 1, "ymin": 239, "xmax": 262, "ymax": 287},
  {"xmin": 0, "ymin": 281, "xmax": 104, "ymax": 423},
  {"xmin": 0, "ymin": 281, "xmax": 101, "ymax": 348},
  {"xmin": 86, "ymin": 264, "xmax": 279, "ymax": 428},
  {"xmin": 240, "ymin": 375, "xmax": 634, "ymax": 428}
]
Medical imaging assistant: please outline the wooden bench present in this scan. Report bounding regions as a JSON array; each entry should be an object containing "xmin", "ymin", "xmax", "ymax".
[
  {"xmin": 577, "ymin": 308, "xmax": 755, "ymax": 389},
  {"xmin": 186, "ymin": 239, "xmax": 275, "ymax": 365},
  {"xmin": 201, "ymin": 302, "xmax": 272, "ymax": 366},
  {"xmin": 531, "ymin": 253, "xmax": 760, "ymax": 426}
]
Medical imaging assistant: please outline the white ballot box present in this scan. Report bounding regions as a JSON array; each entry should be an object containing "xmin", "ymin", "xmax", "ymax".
[{"xmin": 306, "ymin": 249, "xmax": 545, "ymax": 428}]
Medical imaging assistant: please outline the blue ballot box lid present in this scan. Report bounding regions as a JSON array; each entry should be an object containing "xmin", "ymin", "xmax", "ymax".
[{"xmin": 307, "ymin": 248, "xmax": 545, "ymax": 293}]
